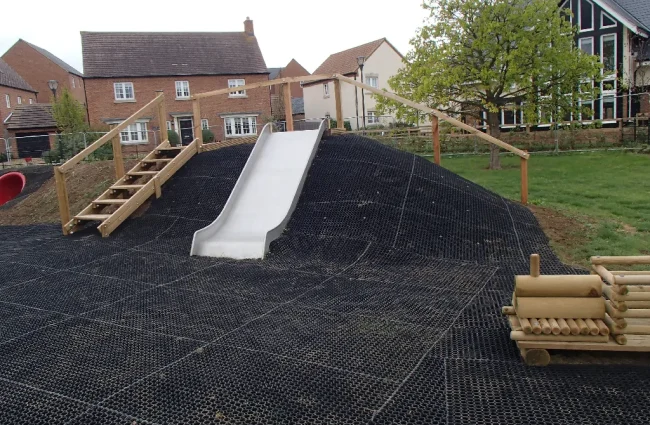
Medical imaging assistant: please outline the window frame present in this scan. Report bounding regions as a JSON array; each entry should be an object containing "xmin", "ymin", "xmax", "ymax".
[
  {"xmin": 578, "ymin": 0, "xmax": 594, "ymax": 32},
  {"xmin": 600, "ymin": 95, "xmax": 616, "ymax": 122},
  {"xmin": 600, "ymin": 33, "xmax": 617, "ymax": 77},
  {"xmin": 367, "ymin": 111, "xmax": 379, "ymax": 124},
  {"xmin": 224, "ymin": 116, "xmax": 258, "ymax": 137},
  {"xmin": 366, "ymin": 76, "xmax": 378, "ymax": 88},
  {"xmin": 5, "ymin": 94, "xmax": 10, "ymax": 108},
  {"xmin": 201, "ymin": 119, "xmax": 209, "ymax": 130},
  {"xmin": 114, "ymin": 82, "xmax": 135, "ymax": 101},
  {"xmin": 228, "ymin": 79, "xmax": 246, "ymax": 97},
  {"xmin": 28, "ymin": 98, "xmax": 33, "ymax": 104},
  {"xmin": 17, "ymin": 96, "xmax": 22, "ymax": 105},
  {"xmin": 166, "ymin": 121, "xmax": 172, "ymax": 131},
  {"xmin": 323, "ymin": 83, "xmax": 330, "ymax": 98},
  {"xmin": 578, "ymin": 37, "xmax": 594, "ymax": 55},
  {"xmin": 72, "ymin": 77, "xmax": 76, "ymax": 89},
  {"xmin": 175, "ymin": 81, "xmax": 190, "ymax": 99},
  {"xmin": 119, "ymin": 121, "xmax": 149, "ymax": 145},
  {"xmin": 601, "ymin": 11, "xmax": 617, "ymax": 29}
]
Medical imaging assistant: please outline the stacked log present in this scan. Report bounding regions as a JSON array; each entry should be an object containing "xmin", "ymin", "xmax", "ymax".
[
  {"xmin": 508, "ymin": 254, "xmax": 608, "ymax": 344},
  {"xmin": 592, "ymin": 256, "xmax": 650, "ymax": 345}
]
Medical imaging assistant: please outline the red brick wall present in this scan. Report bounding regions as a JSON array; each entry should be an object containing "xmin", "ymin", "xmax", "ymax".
[
  {"xmin": 640, "ymin": 93, "xmax": 650, "ymax": 115},
  {"xmin": 85, "ymin": 74, "xmax": 271, "ymax": 146},
  {"xmin": 2, "ymin": 40, "xmax": 86, "ymax": 105},
  {"xmin": 1, "ymin": 86, "xmax": 38, "ymax": 136},
  {"xmin": 270, "ymin": 59, "xmax": 310, "ymax": 97}
]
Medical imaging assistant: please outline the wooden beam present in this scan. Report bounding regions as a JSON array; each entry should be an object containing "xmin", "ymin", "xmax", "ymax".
[
  {"xmin": 111, "ymin": 130, "xmax": 125, "ymax": 180},
  {"xmin": 192, "ymin": 99, "xmax": 203, "ymax": 150},
  {"xmin": 192, "ymin": 74, "xmax": 336, "ymax": 100},
  {"xmin": 592, "ymin": 256, "xmax": 650, "ymax": 266},
  {"xmin": 520, "ymin": 156, "xmax": 529, "ymax": 205},
  {"xmin": 283, "ymin": 83, "xmax": 294, "ymax": 131},
  {"xmin": 59, "ymin": 94, "xmax": 164, "ymax": 173},
  {"xmin": 334, "ymin": 79, "xmax": 344, "ymax": 129},
  {"xmin": 431, "ymin": 114, "xmax": 440, "ymax": 165},
  {"xmin": 156, "ymin": 92, "xmax": 168, "ymax": 144},
  {"xmin": 54, "ymin": 167, "xmax": 71, "ymax": 235},
  {"xmin": 334, "ymin": 74, "xmax": 529, "ymax": 159}
]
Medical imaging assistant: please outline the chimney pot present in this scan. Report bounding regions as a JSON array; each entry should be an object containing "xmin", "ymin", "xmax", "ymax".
[{"xmin": 244, "ymin": 17, "xmax": 254, "ymax": 36}]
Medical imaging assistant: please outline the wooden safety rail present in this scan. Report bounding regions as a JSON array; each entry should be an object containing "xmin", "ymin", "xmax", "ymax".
[{"xmin": 503, "ymin": 254, "xmax": 650, "ymax": 366}]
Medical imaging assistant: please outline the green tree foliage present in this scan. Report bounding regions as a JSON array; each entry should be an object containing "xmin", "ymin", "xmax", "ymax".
[
  {"xmin": 50, "ymin": 88, "xmax": 89, "ymax": 161},
  {"xmin": 377, "ymin": 0, "xmax": 602, "ymax": 168}
]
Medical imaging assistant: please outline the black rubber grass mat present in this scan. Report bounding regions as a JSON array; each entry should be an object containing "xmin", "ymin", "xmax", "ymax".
[
  {"xmin": 0, "ymin": 260, "xmax": 59, "ymax": 289},
  {"xmin": 0, "ymin": 302, "xmax": 68, "ymax": 344}
]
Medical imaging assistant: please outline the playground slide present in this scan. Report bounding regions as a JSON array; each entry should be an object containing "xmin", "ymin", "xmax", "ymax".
[{"xmin": 191, "ymin": 121, "xmax": 326, "ymax": 259}]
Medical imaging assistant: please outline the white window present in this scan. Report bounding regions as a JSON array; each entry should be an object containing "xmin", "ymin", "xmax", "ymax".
[
  {"xmin": 224, "ymin": 116, "xmax": 257, "ymax": 137},
  {"xmin": 166, "ymin": 121, "xmax": 172, "ymax": 130},
  {"xmin": 501, "ymin": 104, "xmax": 519, "ymax": 127},
  {"xmin": 578, "ymin": 37, "xmax": 593, "ymax": 55},
  {"xmin": 228, "ymin": 79, "xmax": 246, "ymax": 97},
  {"xmin": 29, "ymin": 98, "xmax": 33, "ymax": 104},
  {"xmin": 17, "ymin": 96, "xmax": 22, "ymax": 105},
  {"xmin": 601, "ymin": 96, "xmax": 616, "ymax": 121},
  {"xmin": 175, "ymin": 81, "xmax": 190, "ymax": 99},
  {"xmin": 323, "ymin": 83, "xmax": 330, "ymax": 98},
  {"xmin": 72, "ymin": 77, "xmax": 76, "ymax": 89},
  {"xmin": 201, "ymin": 119, "xmax": 209, "ymax": 130},
  {"xmin": 367, "ymin": 111, "xmax": 379, "ymax": 124},
  {"xmin": 601, "ymin": 34, "xmax": 616, "ymax": 75},
  {"xmin": 114, "ymin": 82, "xmax": 135, "ymax": 101},
  {"xmin": 601, "ymin": 12, "xmax": 616, "ymax": 29},
  {"xmin": 579, "ymin": 0, "xmax": 593, "ymax": 31},
  {"xmin": 120, "ymin": 122, "xmax": 148, "ymax": 144},
  {"xmin": 5, "ymin": 94, "xmax": 10, "ymax": 108},
  {"xmin": 366, "ymin": 76, "xmax": 378, "ymax": 88}
]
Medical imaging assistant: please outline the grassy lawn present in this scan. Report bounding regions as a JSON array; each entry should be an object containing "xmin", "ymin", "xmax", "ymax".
[{"xmin": 439, "ymin": 151, "xmax": 650, "ymax": 267}]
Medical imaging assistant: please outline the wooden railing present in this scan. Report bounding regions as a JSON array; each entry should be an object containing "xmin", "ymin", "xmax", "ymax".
[{"xmin": 55, "ymin": 93, "xmax": 167, "ymax": 234}]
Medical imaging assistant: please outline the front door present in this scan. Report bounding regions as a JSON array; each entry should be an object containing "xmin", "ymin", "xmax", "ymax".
[{"xmin": 179, "ymin": 118, "xmax": 194, "ymax": 145}]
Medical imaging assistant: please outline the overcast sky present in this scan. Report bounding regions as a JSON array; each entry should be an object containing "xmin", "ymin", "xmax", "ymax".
[{"xmin": 1, "ymin": 0, "xmax": 428, "ymax": 74}]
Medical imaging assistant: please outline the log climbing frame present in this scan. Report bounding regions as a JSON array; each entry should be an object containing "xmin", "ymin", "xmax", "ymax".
[{"xmin": 55, "ymin": 75, "xmax": 531, "ymax": 237}]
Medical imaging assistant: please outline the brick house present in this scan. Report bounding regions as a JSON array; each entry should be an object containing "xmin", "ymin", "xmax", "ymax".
[
  {"xmin": 2, "ymin": 39, "xmax": 86, "ymax": 106},
  {"xmin": 4, "ymin": 104, "xmax": 57, "ymax": 159},
  {"xmin": 268, "ymin": 59, "xmax": 310, "ymax": 120},
  {"xmin": 81, "ymin": 18, "xmax": 271, "ymax": 149},
  {"xmin": 1, "ymin": 58, "xmax": 38, "ymax": 152}
]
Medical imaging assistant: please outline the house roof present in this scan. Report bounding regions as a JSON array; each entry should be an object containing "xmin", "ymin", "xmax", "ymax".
[
  {"xmin": 596, "ymin": 0, "xmax": 650, "ymax": 36},
  {"xmin": 312, "ymin": 38, "xmax": 401, "ymax": 76},
  {"xmin": 0, "ymin": 58, "xmax": 36, "ymax": 92},
  {"xmin": 5, "ymin": 103, "xmax": 56, "ymax": 130},
  {"xmin": 291, "ymin": 97, "xmax": 304, "ymax": 115},
  {"xmin": 610, "ymin": 0, "xmax": 650, "ymax": 32},
  {"xmin": 81, "ymin": 32, "xmax": 269, "ymax": 78},
  {"xmin": 21, "ymin": 40, "xmax": 84, "ymax": 77},
  {"xmin": 268, "ymin": 68, "xmax": 282, "ymax": 79}
]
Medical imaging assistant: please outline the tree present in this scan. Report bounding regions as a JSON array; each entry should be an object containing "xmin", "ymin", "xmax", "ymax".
[
  {"xmin": 50, "ymin": 88, "xmax": 89, "ymax": 161},
  {"xmin": 377, "ymin": 0, "xmax": 602, "ymax": 168}
]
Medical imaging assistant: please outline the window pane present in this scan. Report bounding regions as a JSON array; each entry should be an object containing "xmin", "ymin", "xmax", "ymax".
[
  {"xmin": 602, "ymin": 35, "xmax": 615, "ymax": 73},
  {"xmin": 243, "ymin": 119, "xmax": 250, "ymax": 134},
  {"xmin": 579, "ymin": 38, "xmax": 593, "ymax": 55},
  {"xmin": 225, "ymin": 120, "xmax": 232, "ymax": 135},
  {"xmin": 581, "ymin": 101, "xmax": 593, "ymax": 119},
  {"xmin": 580, "ymin": 0, "xmax": 592, "ymax": 30},
  {"xmin": 503, "ymin": 109, "xmax": 516, "ymax": 125},
  {"xmin": 234, "ymin": 118, "xmax": 242, "ymax": 134},
  {"xmin": 602, "ymin": 97, "xmax": 615, "ymax": 119},
  {"xmin": 251, "ymin": 118, "xmax": 257, "ymax": 133},
  {"xmin": 602, "ymin": 12, "xmax": 615, "ymax": 27}
]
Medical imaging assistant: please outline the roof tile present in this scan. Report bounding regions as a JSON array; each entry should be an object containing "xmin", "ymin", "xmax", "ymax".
[
  {"xmin": 5, "ymin": 103, "xmax": 56, "ymax": 130},
  {"xmin": 312, "ymin": 39, "xmax": 387, "ymax": 76},
  {"xmin": 0, "ymin": 58, "xmax": 36, "ymax": 92}
]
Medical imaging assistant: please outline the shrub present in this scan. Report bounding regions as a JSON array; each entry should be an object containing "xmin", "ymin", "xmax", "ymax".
[
  {"xmin": 0, "ymin": 152, "xmax": 7, "ymax": 163},
  {"xmin": 167, "ymin": 130, "xmax": 180, "ymax": 146},
  {"xmin": 202, "ymin": 129, "xmax": 215, "ymax": 143},
  {"xmin": 329, "ymin": 119, "xmax": 352, "ymax": 131}
]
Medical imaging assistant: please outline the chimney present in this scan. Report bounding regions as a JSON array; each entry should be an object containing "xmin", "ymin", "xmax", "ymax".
[{"xmin": 244, "ymin": 17, "xmax": 254, "ymax": 36}]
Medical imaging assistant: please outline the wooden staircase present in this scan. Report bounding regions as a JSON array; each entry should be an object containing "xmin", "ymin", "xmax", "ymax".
[{"xmin": 65, "ymin": 139, "xmax": 199, "ymax": 237}]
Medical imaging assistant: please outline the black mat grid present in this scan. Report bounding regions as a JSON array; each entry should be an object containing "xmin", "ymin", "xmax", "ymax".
[{"xmin": 0, "ymin": 135, "xmax": 647, "ymax": 424}]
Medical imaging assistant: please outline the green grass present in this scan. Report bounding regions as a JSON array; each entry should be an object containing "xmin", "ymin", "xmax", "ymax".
[{"xmin": 438, "ymin": 151, "xmax": 650, "ymax": 266}]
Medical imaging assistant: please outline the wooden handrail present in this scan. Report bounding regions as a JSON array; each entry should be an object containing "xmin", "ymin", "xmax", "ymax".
[
  {"xmin": 191, "ymin": 74, "xmax": 336, "ymax": 100},
  {"xmin": 334, "ymin": 74, "xmax": 529, "ymax": 159},
  {"xmin": 58, "ymin": 94, "xmax": 165, "ymax": 173}
]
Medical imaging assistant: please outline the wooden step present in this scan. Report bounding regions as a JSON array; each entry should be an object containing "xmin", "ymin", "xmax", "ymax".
[
  {"xmin": 92, "ymin": 199, "xmax": 128, "ymax": 205},
  {"xmin": 142, "ymin": 158, "xmax": 172, "ymax": 163},
  {"xmin": 156, "ymin": 146, "xmax": 184, "ymax": 152},
  {"xmin": 128, "ymin": 171, "xmax": 158, "ymax": 176},
  {"xmin": 111, "ymin": 184, "xmax": 145, "ymax": 190},
  {"xmin": 75, "ymin": 214, "xmax": 111, "ymax": 221}
]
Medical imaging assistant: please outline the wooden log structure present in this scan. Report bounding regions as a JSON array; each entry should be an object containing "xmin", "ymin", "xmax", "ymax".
[
  {"xmin": 566, "ymin": 319, "xmax": 580, "ymax": 336},
  {"xmin": 539, "ymin": 318, "xmax": 552, "ymax": 335},
  {"xmin": 515, "ymin": 275, "xmax": 602, "ymax": 298},
  {"xmin": 515, "ymin": 297, "xmax": 605, "ymax": 320},
  {"xmin": 591, "ymin": 256, "xmax": 650, "ymax": 266},
  {"xmin": 529, "ymin": 318, "xmax": 542, "ymax": 335},
  {"xmin": 556, "ymin": 318, "xmax": 570, "ymax": 336}
]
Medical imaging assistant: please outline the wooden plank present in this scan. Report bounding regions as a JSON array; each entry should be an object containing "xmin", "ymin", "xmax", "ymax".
[
  {"xmin": 606, "ymin": 300, "xmax": 650, "ymax": 318},
  {"xmin": 192, "ymin": 74, "xmax": 336, "ymax": 100},
  {"xmin": 510, "ymin": 331, "xmax": 608, "ymax": 343},
  {"xmin": 75, "ymin": 214, "xmax": 112, "ymax": 221},
  {"xmin": 334, "ymin": 79, "xmax": 343, "ymax": 129},
  {"xmin": 431, "ymin": 114, "xmax": 440, "ymax": 165},
  {"xmin": 334, "ymin": 74, "xmax": 530, "ymax": 159},
  {"xmin": 283, "ymin": 83, "xmax": 294, "ymax": 132},
  {"xmin": 156, "ymin": 92, "xmax": 168, "ymax": 144},
  {"xmin": 591, "ymin": 256, "xmax": 650, "ymax": 265},
  {"xmin": 111, "ymin": 184, "xmax": 145, "ymax": 190},
  {"xmin": 93, "ymin": 199, "xmax": 128, "ymax": 205},
  {"xmin": 516, "ymin": 335, "xmax": 650, "ymax": 351},
  {"xmin": 592, "ymin": 264, "xmax": 617, "ymax": 286},
  {"xmin": 59, "ymin": 94, "xmax": 164, "ymax": 173},
  {"xmin": 192, "ymin": 99, "xmax": 203, "ymax": 150},
  {"xmin": 604, "ymin": 286, "xmax": 650, "ymax": 301},
  {"xmin": 515, "ymin": 297, "xmax": 605, "ymax": 319},
  {"xmin": 54, "ymin": 167, "xmax": 71, "ymax": 235},
  {"xmin": 111, "ymin": 132, "xmax": 125, "ymax": 180},
  {"xmin": 520, "ymin": 157, "xmax": 529, "ymax": 205}
]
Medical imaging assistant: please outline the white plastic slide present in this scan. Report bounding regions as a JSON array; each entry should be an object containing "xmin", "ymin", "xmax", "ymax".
[{"xmin": 190, "ymin": 121, "xmax": 326, "ymax": 259}]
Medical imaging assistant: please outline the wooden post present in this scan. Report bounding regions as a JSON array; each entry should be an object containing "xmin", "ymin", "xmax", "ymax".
[
  {"xmin": 283, "ymin": 83, "xmax": 294, "ymax": 131},
  {"xmin": 192, "ymin": 99, "xmax": 203, "ymax": 150},
  {"xmin": 520, "ymin": 155, "xmax": 528, "ymax": 205},
  {"xmin": 156, "ymin": 92, "xmax": 167, "ymax": 144},
  {"xmin": 431, "ymin": 114, "xmax": 440, "ymax": 165},
  {"xmin": 334, "ymin": 79, "xmax": 344, "ymax": 129},
  {"xmin": 529, "ymin": 254, "xmax": 540, "ymax": 277},
  {"xmin": 111, "ymin": 126, "xmax": 125, "ymax": 179},
  {"xmin": 54, "ymin": 167, "xmax": 71, "ymax": 234}
]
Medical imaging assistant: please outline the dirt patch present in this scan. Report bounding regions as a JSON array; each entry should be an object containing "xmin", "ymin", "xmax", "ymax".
[
  {"xmin": 0, "ymin": 160, "xmax": 136, "ymax": 226},
  {"xmin": 528, "ymin": 204, "xmax": 592, "ymax": 267}
]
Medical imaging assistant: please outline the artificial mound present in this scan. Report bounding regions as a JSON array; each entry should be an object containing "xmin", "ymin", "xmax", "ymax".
[{"xmin": 0, "ymin": 134, "xmax": 648, "ymax": 424}]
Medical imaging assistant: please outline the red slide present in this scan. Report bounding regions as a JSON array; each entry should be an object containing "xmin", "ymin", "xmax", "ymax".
[{"xmin": 0, "ymin": 172, "xmax": 26, "ymax": 206}]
